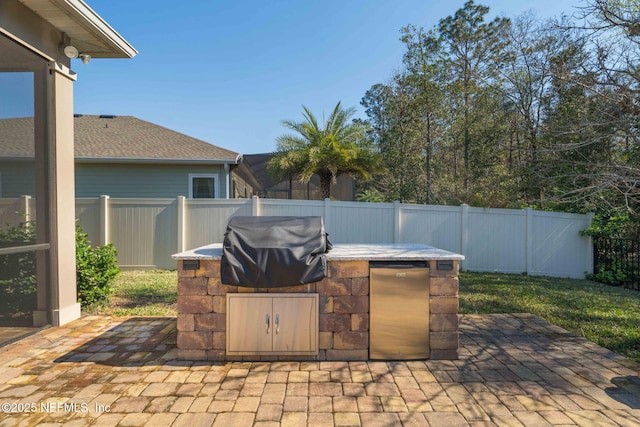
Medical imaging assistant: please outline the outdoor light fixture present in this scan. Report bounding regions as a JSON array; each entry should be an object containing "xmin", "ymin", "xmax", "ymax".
[
  {"xmin": 60, "ymin": 33, "xmax": 91, "ymax": 64},
  {"xmin": 63, "ymin": 45, "xmax": 79, "ymax": 59},
  {"xmin": 62, "ymin": 46, "xmax": 91, "ymax": 64}
]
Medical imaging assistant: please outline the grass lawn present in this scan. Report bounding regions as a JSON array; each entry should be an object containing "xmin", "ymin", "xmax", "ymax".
[
  {"xmin": 84, "ymin": 270, "xmax": 178, "ymax": 317},
  {"xmin": 85, "ymin": 269, "xmax": 640, "ymax": 364},
  {"xmin": 459, "ymin": 271, "xmax": 640, "ymax": 364}
]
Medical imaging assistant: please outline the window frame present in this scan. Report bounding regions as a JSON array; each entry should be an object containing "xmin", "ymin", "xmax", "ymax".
[{"xmin": 188, "ymin": 173, "xmax": 218, "ymax": 199}]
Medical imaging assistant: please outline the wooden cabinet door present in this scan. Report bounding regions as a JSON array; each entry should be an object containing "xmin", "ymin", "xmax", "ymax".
[
  {"xmin": 272, "ymin": 295, "xmax": 318, "ymax": 354},
  {"xmin": 227, "ymin": 295, "xmax": 272, "ymax": 354}
]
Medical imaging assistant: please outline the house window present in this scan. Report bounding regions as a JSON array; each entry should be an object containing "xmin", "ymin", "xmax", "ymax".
[{"xmin": 189, "ymin": 174, "xmax": 217, "ymax": 198}]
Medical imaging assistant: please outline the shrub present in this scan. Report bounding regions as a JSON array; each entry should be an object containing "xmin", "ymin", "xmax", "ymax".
[
  {"xmin": 76, "ymin": 225, "xmax": 119, "ymax": 307},
  {"xmin": 0, "ymin": 221, "xmax": 119, "ymax": 309},
  {"xmin": 355, "ymin": 189, "xmax": 385, "ymax": 203},
  {"xmin": 0, "ymin": 221, "xmax": 37, "ymax": 313}
]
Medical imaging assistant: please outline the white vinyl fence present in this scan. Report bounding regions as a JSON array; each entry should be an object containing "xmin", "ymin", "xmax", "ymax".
[{"xmin": 2, "ymin": 196, "xmax": 594, "ymax": 278}]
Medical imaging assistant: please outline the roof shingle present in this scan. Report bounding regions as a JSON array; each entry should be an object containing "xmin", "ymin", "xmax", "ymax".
[{"xmin": 0, "ymin": 115, "xmax": 239, "ymax": 163}]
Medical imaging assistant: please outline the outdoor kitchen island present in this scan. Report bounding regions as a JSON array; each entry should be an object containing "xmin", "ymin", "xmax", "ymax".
[{"xmin": 172, "ymin": 243, "xmax": 464, "ymax": 362}]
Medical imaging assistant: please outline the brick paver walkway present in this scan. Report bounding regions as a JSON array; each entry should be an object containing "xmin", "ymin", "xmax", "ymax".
[{"xmin": 0, "ymin": 314, "xmax": 638, "ymax": 426}]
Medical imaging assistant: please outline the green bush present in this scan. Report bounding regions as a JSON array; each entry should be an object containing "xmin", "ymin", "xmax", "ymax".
[
  {"xmin": 355, "ymin": 189, "xmax": 385, "ymax": 203},
  {"xmin": 583, "ymin": 213, "xmax": 639, "ymax": 288},
  {"xmin": 76, "ymin": 225, "xmax": 119, "ymax": 307},
  {"xmin": 0, "ymin": 221, "xmax": 37, "ymax": 314},
  {"xmin": 0, "ymin": 221, "xmax": 119, "ymax": 309}
]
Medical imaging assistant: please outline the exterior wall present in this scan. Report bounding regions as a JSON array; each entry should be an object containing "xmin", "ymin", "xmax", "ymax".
[
  {"xmin": 76, "ymin": 163, "xmax": 227, "ymax": 198},
  {"xmin": 176, "ymin": 259, "xmax": 459, "ymax": 361},
  {"xmin": 0, "ymin": 162, "xmax": 230, "ymax": 199},
  {"xmin": 230, "ymin": 170, "xmax": 256, "ymax": 198},
  {"xmin": 0, "ymin": 161, "xmax": 35, "ymax": 197}
]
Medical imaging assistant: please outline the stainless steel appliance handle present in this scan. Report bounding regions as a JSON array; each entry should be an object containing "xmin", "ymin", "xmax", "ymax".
[
  {"xmin": 266, "ymin": 314, "xmax": 270, "ymax": 334},
  {"xmin": 275, "ymin": 314, "xmax": 279, "ymax": 334}
]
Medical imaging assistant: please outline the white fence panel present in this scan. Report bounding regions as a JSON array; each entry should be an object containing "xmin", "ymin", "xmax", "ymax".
[
  {"xmin": 330, "ymin": 201, "xmax": 395, "ymax": 243},
  {"xmin": 531, "ymin": 210, "xmax": 593, "ymax": 278},
  {"xmin": 109, "ymin": 198, "xmax": 177, "ymax": 269},
  {"xmin": 259, "ymin": 198, "xmax": 324, "ymax": 217},
  {"xmin": 76, "ymin": 198, "xmax": 101, "ymax": 243},
  {"xmin": 0, "ymin": 199, "xmax": 17, "ymax": 227},
  {"xmin": 400, "ymin": 205, "xmax": 462, "ymax": 253},
  {"xmin": 185, "ymin": 199, "xmax": 253, "ymax": 249},
  {"xmin": 0, "ymin": 196, "xmax": 593, "ymax": 276},
  {"xmin": 466, "ymin": 208, "xmax": 527, "ymax": 273},
  {"xmin": 0, "ymin": 197, "xmax": 32, "ymax": 227}
]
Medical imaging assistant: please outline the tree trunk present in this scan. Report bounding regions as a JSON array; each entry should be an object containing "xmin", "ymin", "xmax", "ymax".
[
  {"xmin": 320, "ymin": 172, "xmax": 332, "ymax": 200},
  {"xmin": 425, "ymin": 113, "xmax": 432, "ymax": 205},
  {"xmin": 463, "ymin": 92, "xmax": 470, "ymax": 194}
]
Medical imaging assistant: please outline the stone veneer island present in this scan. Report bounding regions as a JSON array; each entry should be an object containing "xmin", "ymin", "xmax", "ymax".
[{"xmin": 172, "ymin": 243, "xmax": 464, "ymax": 362}]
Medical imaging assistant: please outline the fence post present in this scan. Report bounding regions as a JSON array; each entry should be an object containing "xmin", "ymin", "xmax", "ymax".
[
  {"xmin": 525, "ymin": 207, "xmax": 533, "ymax": 275},
  {"xmin": 394, "ymin": 201, "xmax": 401, "ymax": 243},
  {"xmin": 252, "ymin": 195, "xmax": 260, "ymax": 216},
  {"xmin": 460, "ymin": 204, "xmax": 469, "ymax": 269},
  {"xmin": 99, "ymin": 195, "xmax": 110, "ymax": 245},
  {"xmin": 177, "ymin": 196, "xmax": 186, "ymax": 253},
  {"xmin": 324, "ymin": 198, "xmax": 331, "ymax": 233},
  {"xmin": 586, "ymin": 212, "xmax": 595, "ymax": 274},
  {"xmin": 19, "ymin": 195, "xmax": 31, "ymax": 225}
]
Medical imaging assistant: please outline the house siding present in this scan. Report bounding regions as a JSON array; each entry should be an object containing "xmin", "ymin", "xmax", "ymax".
[
  {"xmin": 75, "ymin": 163, "xmax": 227, "ymax": 198},
  {"xmin": 0, "ymin": 161, "xmax": 35, "ymax": 197},
  {"xmin": 230, "ymin": 171, "xmax": 256, "ymax": 198},
  {"xmin": 1, "ymin": 162, "xmax": 230, "ymax": 198}
]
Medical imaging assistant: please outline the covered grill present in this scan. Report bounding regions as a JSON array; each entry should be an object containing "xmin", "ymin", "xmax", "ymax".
[{"xmin": 220, "ymin": 216, "xmax": 332, "ymax": 288}]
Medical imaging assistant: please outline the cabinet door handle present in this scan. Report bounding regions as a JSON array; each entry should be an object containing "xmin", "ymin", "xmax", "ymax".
[
  {"xmin": 275, "ymin": 313, "xmax": 279, "ymax": 334},
  {"xmin": 266, "ymin": 314, "xmax": 270, "ymax": 334}
]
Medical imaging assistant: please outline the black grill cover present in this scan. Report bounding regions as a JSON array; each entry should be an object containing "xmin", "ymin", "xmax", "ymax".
[{"xmin": 220, "ymin": 216, "xmax": 331, "ymax": 288}]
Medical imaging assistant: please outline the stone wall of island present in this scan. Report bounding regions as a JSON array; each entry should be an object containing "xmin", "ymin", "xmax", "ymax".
[{"xmin": 176, "ymin": 259, "xmax": 459, "ymax": 362}]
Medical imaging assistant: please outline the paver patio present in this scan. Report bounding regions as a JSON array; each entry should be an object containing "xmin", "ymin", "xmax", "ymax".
[{"xmin": 0, "ymin": 313, "xmax": 638, "ymax": 426}]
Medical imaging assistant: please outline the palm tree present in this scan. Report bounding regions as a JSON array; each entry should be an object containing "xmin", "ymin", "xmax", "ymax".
[{"xmin": 268, "ymin": 102, "xmax": 382, "ymax": 199}]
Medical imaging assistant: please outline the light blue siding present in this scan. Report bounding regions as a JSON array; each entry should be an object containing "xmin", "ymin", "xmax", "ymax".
[
  {"xmin": 0, "ymin": 161, "xmax": 35, "ymax": 197},
  {"xmin": 1, "ymin": 161, "xmax": 229, "ymax": 199},
  {"xmin": 75, "ymin": 163, "xmax": 227, "ymax": 198}
]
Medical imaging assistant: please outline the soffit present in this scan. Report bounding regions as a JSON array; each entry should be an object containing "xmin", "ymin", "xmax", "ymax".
[{"xmin": 18, "ymin": 0, "xmax": 137, "ymax": 58}]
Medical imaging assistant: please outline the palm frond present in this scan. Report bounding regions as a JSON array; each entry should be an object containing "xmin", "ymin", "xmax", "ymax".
[{"xmin": 272, "ymin": 102, "xmax": 384, "ymax": 197}]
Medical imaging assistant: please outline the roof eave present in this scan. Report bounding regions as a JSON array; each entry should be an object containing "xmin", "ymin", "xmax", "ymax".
[
  {"xmin": 19, "ymin": 0, "xmax": 138, "ymax": 58},
  {"xmin": 75, "ymin": 157, "xmax": 241, "ymax": 165},
  {"xmin": 63, "ymin": 0, "xmax": 137, "ymax": 58}
]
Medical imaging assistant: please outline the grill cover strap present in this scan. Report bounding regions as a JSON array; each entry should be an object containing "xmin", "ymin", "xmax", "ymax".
[{"xmin": 220, "ymin": 216, "xmax": 331, "ymax": 287}]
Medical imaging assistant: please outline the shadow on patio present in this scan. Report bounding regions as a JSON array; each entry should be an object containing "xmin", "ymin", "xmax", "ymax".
[
  {"xmin": 1, "ymin": 314, "xmax": 638, "ymax": 426},
  {"xmin": 606, "ymin": 376, "xmax": 640, "ymax": 409},
  {"xmin": 53, "ymin": 317, "xmax": 179, "ymax": 367}
]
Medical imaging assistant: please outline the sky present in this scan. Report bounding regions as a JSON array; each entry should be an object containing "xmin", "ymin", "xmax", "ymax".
[{"xmin": 67, "ymin": 0, "xmax": 585, "ymax": 155}]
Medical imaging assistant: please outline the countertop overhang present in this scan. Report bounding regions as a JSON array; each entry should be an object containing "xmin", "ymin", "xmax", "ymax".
[{"xmin": 172, "ymin": 243, "xmax": 465, "ymax": 261}]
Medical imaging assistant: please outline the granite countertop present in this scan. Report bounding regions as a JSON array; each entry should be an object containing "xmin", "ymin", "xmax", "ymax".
[{"xmin": 172, "ymin": 243, "xmax": 464, "ymax": 261}]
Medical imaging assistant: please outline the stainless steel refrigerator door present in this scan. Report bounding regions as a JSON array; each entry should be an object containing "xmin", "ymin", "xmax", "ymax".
[{"xmin": 370, "ymin": 266, "xmax": 430, "ymax": 359}]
